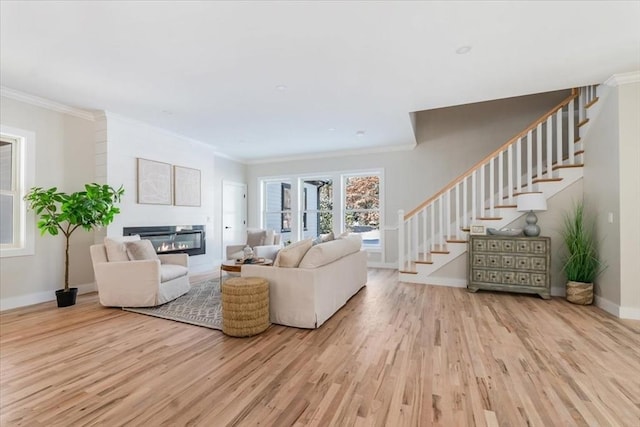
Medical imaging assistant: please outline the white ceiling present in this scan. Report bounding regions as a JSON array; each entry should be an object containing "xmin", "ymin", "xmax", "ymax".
[{"xmin": 1, "ymin": 1, "xmax": 639, "ymax": 163}]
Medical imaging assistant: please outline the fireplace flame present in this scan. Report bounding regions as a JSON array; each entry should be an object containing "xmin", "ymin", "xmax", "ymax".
[{"xmin": 157, "ymin": 242, "xmax": 191, "ymax": 252}]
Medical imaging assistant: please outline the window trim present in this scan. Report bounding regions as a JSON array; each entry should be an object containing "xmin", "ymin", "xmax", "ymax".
[{"xmin": 0, "ymin": 125, "xmax": 35, "ymax": 258}]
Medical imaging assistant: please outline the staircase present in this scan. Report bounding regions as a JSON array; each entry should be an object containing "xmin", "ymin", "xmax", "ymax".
[{"xmin": 398, "ymin": 85, "xmax": 600, "ymax": 285}]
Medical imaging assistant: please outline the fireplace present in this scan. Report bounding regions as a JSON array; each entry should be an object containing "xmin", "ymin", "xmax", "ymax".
[{"xmin": 123, "ymin": 225, "xmax": 206, "ymax": 256}]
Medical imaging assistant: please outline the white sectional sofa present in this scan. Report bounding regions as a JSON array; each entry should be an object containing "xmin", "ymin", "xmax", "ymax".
[{"xmin": 241, "ymin": 236, "xmax": 367, "ymax": 329}]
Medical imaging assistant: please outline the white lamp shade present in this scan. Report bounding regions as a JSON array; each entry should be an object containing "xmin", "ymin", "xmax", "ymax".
[{"xmin": 516, "ymin": 193, "xmax": 547, "ymax": 212}]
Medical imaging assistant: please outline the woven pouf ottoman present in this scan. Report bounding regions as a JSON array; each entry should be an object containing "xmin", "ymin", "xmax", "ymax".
[{"xmin": 221, "ymin": 277, "xmax": 270, "ymax": 337}]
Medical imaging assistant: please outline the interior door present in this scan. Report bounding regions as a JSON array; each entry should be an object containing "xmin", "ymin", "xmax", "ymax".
[{"xmin": 222, "ymin": 181, "xmax": 247, "ymax": 256}]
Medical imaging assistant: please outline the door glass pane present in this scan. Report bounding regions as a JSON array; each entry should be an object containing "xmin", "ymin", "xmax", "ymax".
[
  {"xmin": 0, "ymin": 142, "xmax": 12, "ymax": 191},
  {"xmin": 0, "ymin": 194, "xmax": 14, "ymax": 244},
  {"xmin": 302, "ymin": 179, "xmax": 333, "ymax": 238}
]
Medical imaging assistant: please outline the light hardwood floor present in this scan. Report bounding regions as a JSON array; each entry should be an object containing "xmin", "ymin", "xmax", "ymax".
[{"xmin": 1, "ymin": 269, "xmax": 639, "ymax": 426}]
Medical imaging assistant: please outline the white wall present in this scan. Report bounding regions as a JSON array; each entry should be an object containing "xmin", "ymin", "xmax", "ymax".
[
  {"xmin": 0, "ymin": 96, "xmax": 95, "ymax": 309},
  {"xmin": 617, "ymin": 81, "xmax": 640, "ymax": 318},
  {"xmin": 583, "ymin": 76, "xmax": 640, "ymax": 319},
  {"xmin": 102, "ymin": 113, "xmax": 245, "ymax": 273},
  {"xmin": 582, "ymin": 85, "xmax": 621, "ymax": 306},
  {"xmin": 246, "ymin": 90, "xmax": 570, "ymax": 265}
]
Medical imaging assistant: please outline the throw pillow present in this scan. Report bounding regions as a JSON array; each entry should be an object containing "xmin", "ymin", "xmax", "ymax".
[
  {"xmin": 247, "ymin": 229, "xmax": 267, "ymax": 247},
  {"xmin": 104, "ymin": 235, "xmax": 141, "ymax": 262},
  {"xmin": 274, "ymin": 238, "xmax": 313, "ymax": 268},
  {"xmin": 125, "ymin": 239, "xmax": 159, "ymax": 261}
]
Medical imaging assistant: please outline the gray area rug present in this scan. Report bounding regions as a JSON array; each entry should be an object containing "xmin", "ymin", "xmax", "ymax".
[{"xmin": 123, "ymin": 278, "xmax": 222, "ymax": 330}]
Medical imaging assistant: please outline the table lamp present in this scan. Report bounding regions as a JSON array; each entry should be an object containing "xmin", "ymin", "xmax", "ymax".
[{"xmin": 516, "ymin": 192, "xmax": 548, "ymax": 237}]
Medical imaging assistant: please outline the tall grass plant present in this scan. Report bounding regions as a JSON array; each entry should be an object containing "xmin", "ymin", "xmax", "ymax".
[{"xmin": 561, "ymin": 202, "xmax": 605, "ymax": 283}]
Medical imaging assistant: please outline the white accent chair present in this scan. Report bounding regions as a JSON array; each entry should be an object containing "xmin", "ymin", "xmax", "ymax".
[
  {"xmin": 90, "ymin": 236, "xmax": 190, "ymax": 307},
  {"xmin": 225, "ymin": 228, "xmax": 282, "ymax": 261}
]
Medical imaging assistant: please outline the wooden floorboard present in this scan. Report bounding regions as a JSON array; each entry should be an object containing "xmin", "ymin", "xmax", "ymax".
[{"xmin": 1, "ymin": 269, "xmax": 639, "ymax": 426}]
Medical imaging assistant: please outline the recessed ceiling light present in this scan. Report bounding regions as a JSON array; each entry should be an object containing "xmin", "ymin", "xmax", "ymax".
[
  {"xmin": 456, "ymin": 46, "xmax": 472, "ymax": 54},
  {"xmin": 356, "ymin": 130, "xmax": 365, "ymax": 137},
  {"xmin": 328, "ymin": 127, "xmax": 336, "ymax": 132},
  {"xmin": 276, "ymin": 85, "xmax": 288, "ymax": 91}
]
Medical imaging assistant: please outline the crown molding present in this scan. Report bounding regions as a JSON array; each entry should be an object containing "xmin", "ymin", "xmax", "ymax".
[
  {"xmin": 604, "ymin": 71, "xmax": 640, "ymax": 87},
  {"xmin": 0, "ymin": 86, "xmax": 96, "ymax": 121},
  {"xmin": 245, "ymin": 142, "xmax": 416, "ymax": 165}
]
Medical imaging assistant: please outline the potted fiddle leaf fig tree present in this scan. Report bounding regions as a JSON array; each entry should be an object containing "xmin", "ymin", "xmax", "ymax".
[
  {"xmin": 24, "ymin": 183, "xmax": 124, "ymax": 307},
  {"xmin": 560, "ymin": 201, "xmax": 606, "ymax": 305}
]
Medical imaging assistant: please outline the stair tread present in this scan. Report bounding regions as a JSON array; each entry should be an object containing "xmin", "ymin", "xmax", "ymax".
[
  {"xmin": 553, "ymin": 163, "xmax": 584, "ymax": 171},
  {"xmin": 430, "ymin": 244, "xmax": 450, "ymax": 254},
  {"xmin": 477, "ymin": 217, "xmax": 503, "ymax": 220},
  {"xmin": 532, "ymin": 177, "xmax": 563, "ymax": 184},
  {"xmin": 578, "ymin": 118, "xmax": 590, "ymax": 127},
  {"xmin": 446, "ymin": 238, "xmax": 467, "ymax": 243},
  {"xmin": 585, "ymin": 97, "xmax": 599, "ymax": 108}
]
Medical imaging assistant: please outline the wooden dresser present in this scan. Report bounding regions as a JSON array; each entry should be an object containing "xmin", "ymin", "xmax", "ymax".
[{"xmin": 468, "ymin": 235, "xmax": 551, "ymax": 299}]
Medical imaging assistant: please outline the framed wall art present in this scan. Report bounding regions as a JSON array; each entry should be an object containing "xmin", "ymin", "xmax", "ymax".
[
  {"xmin": 174, "ymin": 165, "xmax": 201, "ymax": 207},
  {"xmin": 137, "ymin": 158, "xmax": 172, "ymax": 205}
]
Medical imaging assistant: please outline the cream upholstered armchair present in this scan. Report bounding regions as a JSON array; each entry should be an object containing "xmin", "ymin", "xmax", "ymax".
[
  {"xmin": 90, "ymin": 236, "xmax": 190, "ymax": 307},
  {"xmin": 226, "ymin": 228, "xmax": 282, "ymax": 261}
]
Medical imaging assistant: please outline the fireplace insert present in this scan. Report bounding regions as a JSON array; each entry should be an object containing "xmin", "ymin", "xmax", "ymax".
[{"xmin": 122, "ymin": 225, "xmax": 205, "ymax": 256}]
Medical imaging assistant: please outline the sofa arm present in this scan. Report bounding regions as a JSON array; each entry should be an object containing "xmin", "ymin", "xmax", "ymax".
[
  {"xmin": 226, "ymin": 244, "xmax": 245, "ymax": 260},
  {"xmin": 93, "ymin": 260, "xmax": 162, "ymax": 307},
  {"xmin": 158, "ymin": 253, "xmax": 189, "ymax": 268},
  {"xmin": 253, "ymin": 244, "xmax": 282, "ymax": 261}
]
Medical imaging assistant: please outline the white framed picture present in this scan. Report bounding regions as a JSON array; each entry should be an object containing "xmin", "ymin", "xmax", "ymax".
[
  {"xmin": 173, "ymin": 165, "xmax": 201, "ymax": 207},
  {"xmin": 469, "ymin": 224, "xmax": 487, "ymax": 235},
  {"xmin": 137, "ymin": 158, "xmax": 172, "ymax": 205}
]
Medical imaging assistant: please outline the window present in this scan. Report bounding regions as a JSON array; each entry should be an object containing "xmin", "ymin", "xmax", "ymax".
[
  {"xmin": 261, "ymin": 179, "xmax": 292, "ymax": 241},
  {"xmin": 259, "ymin": 169, "xmax": 382, "ymax": 249},
  {"xmin": 301, "ymin": 179, "xmax": 333, "ymax": 240},
  {"xmin": 0, "ymin": 126, "xmax": 35, "ymax": 258},
  {"xmin": 343, "ymin": 173, "xmax": 380, "ymax": 246},
  {"xmin": 0, "ymin": 137, "xmax": 18, "ymax": 246}
]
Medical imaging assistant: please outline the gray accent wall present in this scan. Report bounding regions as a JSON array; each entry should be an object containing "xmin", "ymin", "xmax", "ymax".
[{"xmin": 247, "ymin": 90, "xmax": 571, "ymax": 264}]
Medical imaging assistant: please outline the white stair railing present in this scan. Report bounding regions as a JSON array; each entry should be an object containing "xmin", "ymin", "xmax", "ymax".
[{"xmin": 399, "ymin": 85, "xmax": 598, "ymax": 272}]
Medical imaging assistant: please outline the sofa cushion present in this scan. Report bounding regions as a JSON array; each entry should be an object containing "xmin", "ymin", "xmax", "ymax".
[
  {"xmin": 125, "ymin": 239, "xmax": 159, "ymax": 261},
  {"xmin": 104, "ymin": 235, "xmax": 140, "ymax": 262},
  {"xmin": 274, "ymin": 238, "xmax": 313, "ymax": 268},
  {"xmin": 160, "ymin": 264, "xmax": 188, "ymax": 282},
  {"xmin": 298, "ymin": 237, "xmax": 361, "ymax": 269},
  {"xmin": 247, "ymin": 229, "xmax": 267, "ymax": 247}
]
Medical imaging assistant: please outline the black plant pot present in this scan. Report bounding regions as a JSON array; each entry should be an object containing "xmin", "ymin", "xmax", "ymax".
[{"xmin": 55, "ymin": 288, "xmax": 78, "ymax": 307}]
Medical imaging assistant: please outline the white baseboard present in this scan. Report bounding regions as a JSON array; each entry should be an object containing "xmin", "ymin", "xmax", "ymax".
[
  {"xmin": 0, "ymin": 282, "xmax": 96, "ymax": 312},
  {"xmin": 367, "ymin": 261, "xmax": 397, "ymax": 269},
  {"xmin": 619, "ymin": 306, "xmax": 640, "ymax": 320},
  {"xmin": 595, "ymin": 295, "xmax": 620, "ymax": 317},
  {"xmin": 422, "ymin": 277, "xmax": 468, "ymax": 288}
]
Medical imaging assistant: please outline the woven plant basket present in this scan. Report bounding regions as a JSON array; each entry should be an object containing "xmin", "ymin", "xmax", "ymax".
[
  {"xmin": 221, "ymin": 277, "xmax": 270, "ymax": 337},
  {"xmin": 566, "ymin": 281, "xmax": 593, "ymax": 305}
]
